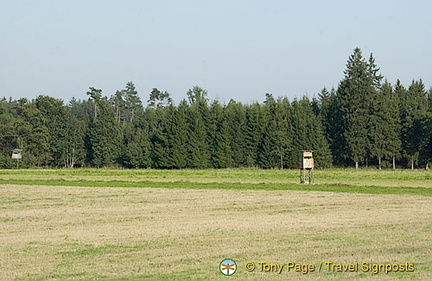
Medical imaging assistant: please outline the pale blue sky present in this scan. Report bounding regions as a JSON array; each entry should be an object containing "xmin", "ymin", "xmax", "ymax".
[{"xmin": 1, "ymin": 0, "xmax": 431, "ymax": 104}]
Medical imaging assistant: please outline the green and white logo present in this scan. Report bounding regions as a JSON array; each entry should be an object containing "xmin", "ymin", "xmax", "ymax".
[{"xmin": 219, "ymin": 259, "xmax": 237, "ymax": 276}]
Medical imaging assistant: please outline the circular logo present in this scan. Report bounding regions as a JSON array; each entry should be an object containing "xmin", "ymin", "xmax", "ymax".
[{"xmin": 219, "ymin": 259, "xmax": 237, "ymax": 276}]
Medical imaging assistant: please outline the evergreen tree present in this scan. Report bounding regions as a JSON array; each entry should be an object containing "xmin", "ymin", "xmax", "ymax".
[
  {"xmin": 257, "ymin": 94, "xmax": 298, "ymax": 169},
  {"xmin": 320, "ymin": 88, "xmax": 347, "ymax": 165},
  {"xmin": 290, "ymin": 98, "xmax": 332, "ymax": 168},
  {"xmin": 146, "ymin": 89, "xmax": 178, "ymax": 168},
  {"xmin": 419, "ymin": 111, "xmax": 432, "ymax": 169},
  {"xmin": 337, "ymin": 48, "xmax": 381, "ymax": 168},
  {"xmin": 424, "ymin": 88, "xmax": 432, "ymax": 168},
  {"xmin": 187, "ymin": 109, "xmax": 211, "ymax": 168},
  {"xmin": 244, "ymin": 102, "xmax": 263, "ymax": 167},
  {"xmin": 166, "ymin": 100, "xmax": 189, "ymax": 168},
  {"xmin": 124, "ymin": 81, "xmax": 142, "ymax": 123},
  {"xmin": 258, "ymin": 94, "xmax": 280, "ymax": 169},
  {"xmin": 258, "ymin": 120, "xmax": 279, "ymax": 169},
  {"xmin": 64, "ymin": 109, "xmax": 87, "ymax": 168},
  {"xmin": 2, "ymin": 52, "xmax": 432, "ymax": 170},
  {"xmin": 208, "ymin": 100, "xmax": 233, "ymax": 168},
  {"xmin": 274, "ymin": 97, "xmax": 294, "ymax": 169},
  {"xmin": 35, "ymin": 95, "xmax": 68, "ymax": 167},
  {"xmin": 226, "ymin": 100, "xmax": 248, "ymax": 167},
  {"xmin": 187, "ymin": 86, "xmax": 208, "ymax": 105},
  {"xmin": 152, "ymin": 105, "xmax": 172, "ymax": 168},
  {"xmin": 400, "ymin": 80, "xmax": 429, "ymax": 169},
  {"xmin": 368, "ymin": 53, "xmax": 384, "ymax": 89},
  {"xmin": 125, "ymin": 127, "xmax": 152, "ymax": 168},
  {"xmin": 10, "ymin": 98, "xmax": 51, "ymax": 167},
  {"xmin": 147, "ymin": 88, "xmax": 172, "ymax": 108},
  {"xmin": 369, "ymin": 81, "xmax": 401, "ymax": 169},
  {"xmin": 67, "ymin": 98, "xmax": 92, "ymax": 167},
  {"xmin": 186, "ymin": 87, "xmax": 210, "ymax": 168},
  {"xmin": 86, "ymin": 87, "xmax": 102, "ymax": 120},
  {"xmin": 89, "ymin": 98, "xmax": 122, "ymax": 167},
  {"xmin": 0, "ymin": 101, "xmax": 15, "ymax": 168},
  {"xmin": 111, "ymin": 90, "xmax": 125, "ymax": 123}
]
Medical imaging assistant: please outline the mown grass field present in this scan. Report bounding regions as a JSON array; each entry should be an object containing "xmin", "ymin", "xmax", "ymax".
[{"xmin": 0, "ymin": 169, "xmax": 431, "ymax": 280}]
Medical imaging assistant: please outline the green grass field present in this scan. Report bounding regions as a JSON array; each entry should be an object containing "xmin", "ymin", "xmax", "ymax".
[
  {"xmin": 0, "ymin": 168, "xmax": 431, "ymax": 194},
  {"xmin": 1, "ymin": 169, "xmax": 431, "ymax": 280}
]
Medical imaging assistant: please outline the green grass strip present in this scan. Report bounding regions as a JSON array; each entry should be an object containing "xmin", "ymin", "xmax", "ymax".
[{"xmin": 0, "ymin": 179, "xmax": 430, "ymax": 196}]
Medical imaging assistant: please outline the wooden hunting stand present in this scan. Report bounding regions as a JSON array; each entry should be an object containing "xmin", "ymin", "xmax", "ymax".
[
  {"xmin": 300, "ymin": 150, "xmax": 314, "ymax": 184},
  {"xmin": 12, "ymin": 149, "xmax": 22, "ymax": 168}
]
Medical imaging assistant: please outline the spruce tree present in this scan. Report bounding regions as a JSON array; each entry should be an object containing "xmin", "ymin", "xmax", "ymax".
[
  {"xmin": 35, "ymin": 95, "xmax": 68, "ymax": 167},
  {"xmin": 258, "ymin": 120, "xmax": 279, "ymax": 169},
  {"xmin": 290, "ymin": 98, "xmax": 332, "ymax": 168},
  {"xmin": 89, "ymin": 98, "xmax": 122, "ymax": 167},
  {"xmin": 125, "ymin": 127, "xmax": 152, "ymax": 168},
  {"xmin": 424, "ymin": 88, "xmax": 432, "ymax": 168},
  {"xmin": 320, "ymin": 88, "xmax": 347, "ymax": 165},
  {"xmin": 419, "ymin": 111, "xmax": 432, "ymax": 169},
  {"xmin": 258, "ymin": 94, "xmax": 280, "ymax": 169},
  {"xmin": 226, "ymin": 100, "xmax": 248, "ymax": 167},
  {"xmin": 150, "ymin": 106, "xmax": 168, "ymax": 168},
  {"xmin": 337, "ymin": 48, "xmax": 381, "ymax": 168},
  {"xmin": 168, "ymin": 101, "xmax": 189, "ymax": 168},
  {"xmin": 208, "ymin": 100, "xmax": 233, "ymax": 168},
  {"xmin": 153, "ymin": 103, "xmax": 189, "ymax": 169},
  {"xmin": 400, "ymin": 80, "xmax": 429, "ymax": 169},
  {"xmin": 274, "ymin": 97, "xmax": 294, "ymax": 169},
  {"xmin": 369, "ymin": 81, "xmax": 401, "ymax": 169},
  {"xmin": 186, "ymin": 87, "xmax": 211, "ymax": 168},
  {"xmin": 244, "ymin": 103, "xmax": 263, "ymax": 167}
]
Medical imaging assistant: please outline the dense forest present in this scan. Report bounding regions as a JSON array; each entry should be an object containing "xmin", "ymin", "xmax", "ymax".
[{"xmin": 1, "ymin": 48, "xmax": 431, "ymax": 169}]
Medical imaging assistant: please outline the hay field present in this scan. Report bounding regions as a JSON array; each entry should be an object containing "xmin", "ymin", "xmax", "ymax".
[{"xmin": 0, "ymin": 169, "xmax": 431, "ymax": 280}]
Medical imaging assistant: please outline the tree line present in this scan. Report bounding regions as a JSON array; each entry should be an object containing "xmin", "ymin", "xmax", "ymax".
[{"xmin": 1, "ymin": 48, "xmax": 431, "ymax": 169}]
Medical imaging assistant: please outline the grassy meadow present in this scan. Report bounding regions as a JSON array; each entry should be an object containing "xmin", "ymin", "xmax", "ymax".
[{"xmin": 0, "ymin": 168, "xmax": 431, "ymax": 280}]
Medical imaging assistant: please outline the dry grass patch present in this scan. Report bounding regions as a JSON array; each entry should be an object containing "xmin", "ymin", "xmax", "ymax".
[{"xmin": 0, "ymin": 184, "xmax": 431, "ymax": 280}]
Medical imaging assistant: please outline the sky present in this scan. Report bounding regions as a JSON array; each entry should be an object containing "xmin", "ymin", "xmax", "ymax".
[{"xmin": 1, "ymin": 0, "xmax": 431, "ymax": 104}]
